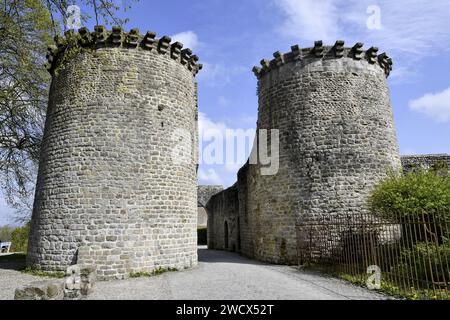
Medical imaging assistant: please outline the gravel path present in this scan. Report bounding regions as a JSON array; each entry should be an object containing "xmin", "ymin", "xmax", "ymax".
[{"xmin": 0, "ymin": 247, "xmax": 389, "ymax": 300}]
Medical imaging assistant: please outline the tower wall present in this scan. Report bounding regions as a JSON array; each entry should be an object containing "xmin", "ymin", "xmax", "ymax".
[
  {"xmin": 247, "ymin": 42, "xmax": 401, "ymax": 263},
  {"xmin": 27, "ymin": 27, "xmax": 201, "ymax": 279}
]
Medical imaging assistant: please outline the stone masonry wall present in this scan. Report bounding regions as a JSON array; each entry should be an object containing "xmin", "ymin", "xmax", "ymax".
[
  {"xmin": 206, "ymin": 185, "xmax": 239, "ymax": 251},
  {"xmin": 197, "ymin": 185, "xmax": 223, "ymax": 207},
  {"xmin": 248, "ymin": 42, "xmax": 401, "ymax": 264},
  {"xmin": 27, "ymin": 27, "xmax": 201, "ymax": 280},
  {"xmin": 206, "ymin": 41, "xmax": 401, "ymax": 265},
  {"xmin": 401, "ymin": 154, "xmax": 450, "ymax": 173}
]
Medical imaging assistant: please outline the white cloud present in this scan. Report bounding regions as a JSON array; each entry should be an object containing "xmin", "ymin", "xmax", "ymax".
[
  {"xmin": 170, "ymin": 31, "xmax": 200, "ymax": 50},
  {"xmin": 198, "ymin": 168, "xmax": 223, "ymax": 185},
  {"xmin": 275, "ymin": 0, "xmax": 340, "ymax": 43},
  {"xmin": 197, "ymin": 113, "xmax": 255, "ymax": 187},
  {"xmin": 218, "ymin": 96, "xmax": 229, "ymax": 107},
  {"xmin": 197, "ymin": 63, "xmax": 247, "ymax": 87},
  {"xmin": 198, "ymin": 112, "xmax": 229, "ymax": 140},
  {"xmin": 272, "ymin": 0, "xmax": 450, "ymax": 80},
  {"xmin": 409, "ymin": 87, "xmax": 450, "ymax": 122}
]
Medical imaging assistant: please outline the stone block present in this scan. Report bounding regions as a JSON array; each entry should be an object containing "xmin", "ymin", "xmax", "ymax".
[{"xmin": 15, "ymin": 280, "xmax": 64, "ymax": 300}]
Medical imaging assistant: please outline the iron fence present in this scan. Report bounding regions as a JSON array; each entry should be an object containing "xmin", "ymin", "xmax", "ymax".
[{"xmin": 296, "ymin": 210, "xmax": 449, "ymax": 299}]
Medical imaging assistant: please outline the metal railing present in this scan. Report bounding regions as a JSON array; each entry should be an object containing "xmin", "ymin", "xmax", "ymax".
[{"xmin": 296, "ymin": 210, "xmax": 449, "ymax": 299}]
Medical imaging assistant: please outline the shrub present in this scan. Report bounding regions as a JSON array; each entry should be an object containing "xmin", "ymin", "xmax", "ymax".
[
  {"xmin": 393, "ymin": 243, "xmax": 450, "ymax": 286},
  {"xmin": 369, "ymin": 170, "xmax": 450, "ymax": 220},
  {"xmin": 10, "ymin": 221, "xmax": 31, "ymax": 252}
]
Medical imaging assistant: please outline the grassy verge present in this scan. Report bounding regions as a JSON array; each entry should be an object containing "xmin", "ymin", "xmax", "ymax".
[
  {"xmin": 0, "ymin": 253, "xmax": 65, "ymax": 278},
  {"xmin": 21, "ymin": 267, "xmax": 66, "ymax": 278},
  {"xmin": 339, "ymin": 273, "xmax": 449, "ymax": 300},
  {"xmin": 302, "ymin": 264, "xmax": 449, "ymax": 300},
  {"xmin": 129, "ymin": 267, "xmax": 178, "ymax": 278}
]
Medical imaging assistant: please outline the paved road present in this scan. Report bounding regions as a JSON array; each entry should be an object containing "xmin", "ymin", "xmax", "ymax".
[
  {"xmin": 0, "ymin": 247, "xmax": 388, "ymax": 300},
  {"xmin": 88, "ymin": 247, "xmax": 387, "ymax": 300}
]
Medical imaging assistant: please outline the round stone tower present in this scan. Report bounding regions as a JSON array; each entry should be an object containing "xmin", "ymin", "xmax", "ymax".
[
  {"xmin": 27, "ymin": 26, "xmax": 201, "ymax": 279},
  {"xmin": 248, "ymin": 41, "xmax": 401, "ymax": 264}
]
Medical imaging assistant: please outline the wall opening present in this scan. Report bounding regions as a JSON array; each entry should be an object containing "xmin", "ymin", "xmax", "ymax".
[
  {"xmin": 224, "ymin": 221, "xmax": 229, "ymax": 249},
  {"xmin": 197, "ymin": 206, "xmax": 208, "ymax": 245}
]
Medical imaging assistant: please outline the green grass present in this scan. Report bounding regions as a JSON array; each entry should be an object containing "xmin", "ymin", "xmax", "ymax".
[
  {"xmin": 129, "ymin": 267, "xmax": 178, "ymax": 278},
  {"xmin": 303, "ymin": 264, "xmax": 449, "ymax": 300},
  {"xmin": 339, "ymin": 273, "xmax": 449, "ymax": 300},
  {"xmin": 20, "ymin": 267, "xmax": 66, "ymax": 278}
]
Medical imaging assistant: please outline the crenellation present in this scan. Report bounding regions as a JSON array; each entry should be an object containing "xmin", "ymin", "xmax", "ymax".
[
  {"xmin": 366, "ymin": 46, "xmax": 379, "ymax": 64},
  {"xmin": 94, "ymin": 25, "xmax": 108, "ymax": 46},
  {"xmin": 43, "ymin": 27, "xmax": 201, "ymax": 77},
  {"xmin": 273, "ymin": 51, "xmax": 285, "ymax": 67},
  {"xmin": 78, "ymin": 27, "xmax": 93, "ymax": 47},
  {"xmin": 352, "ymin": 42, "xmax": 364, "ymax": 60},
  {"xmin": 125, "ymin": 28, "xmax": 140, "ymax": 48},
  {"xmin": 260, "ymin": 59, "xmax": 271, "ymax": 72},
  {"xmin": 170, "ymin": 42, "xmax": 183, "ymax": 59},
  {"xmin": 291, "ymin": 44, "xmax": 302, "ymax": 61},
  {"xmin": 180, "ymin": 48, "xmax": 192, "ymax": 65},
  {"xmin": 252, "ymin": 41, "xmax": 393, "ymax": 80},
  {"xmin": 313, "ymin": 40, "xmax": 324, "ymax": 57},
  {"xmin": 158, "ymin": 35, "xmax": 172, "ymax": 54},
  {"xmin": 142, "ymin": 31, "xmax": 156, "ymax": 50},
  {"xmin": 111, "ymin": 26, "xmax": 123, "ymax": 46},
  {"xmin": 334, "ymin": 40, "xmax": 345, "ymax": 58}
]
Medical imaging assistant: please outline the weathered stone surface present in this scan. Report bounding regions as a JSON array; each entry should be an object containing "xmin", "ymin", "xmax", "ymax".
[
  {"xmin": 197, "ymin": 185, "xmax": 223, "ymax": 207},
  {"xmin": 63, "ymin": 264, "xmax": 96, "ymax": 298},
  {"xmin": 27, "ymin": 27, "xmax": 200, "ymax": 280},
  {"xmin": 208, "ymin": 42, "xmax": 401, "ymax": 264},
  {"xmin": 206, "ymin": 185, "xmax": 239, "ymax": 251},
  {"xmin": 401, "ymin": 154, "xmax": 450, "ymax": 174},
  {"xmin": 14, "ymin": 280, "xmax": 64, "ymax": 300}
]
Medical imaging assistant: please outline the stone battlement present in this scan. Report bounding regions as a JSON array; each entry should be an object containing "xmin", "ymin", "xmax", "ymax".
[
  {"xmin": 252, "ymin": 41, "xmax": 393, "ymax": 79},
  {"xmin": 46, "ymin": 26, "xmax": 202, "ymax": 76}
]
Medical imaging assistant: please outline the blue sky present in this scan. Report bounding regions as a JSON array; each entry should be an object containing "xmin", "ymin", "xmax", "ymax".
[{"xmin": 1, "ymin": 0, "xmax": 449, "ymax": 226}]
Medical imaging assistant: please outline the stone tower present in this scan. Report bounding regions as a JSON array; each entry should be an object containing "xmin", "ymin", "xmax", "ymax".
[
  {"xmin": 245, "ymin": 41, "xmax": 401, "ymax": 263},
  {"xmin": 27, "ymin": 26, "xmax": 201, "ymax": 279}
]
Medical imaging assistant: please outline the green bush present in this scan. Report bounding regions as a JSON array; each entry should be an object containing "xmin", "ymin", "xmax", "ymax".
[
  {"xmin": 393, "ymin": 243, "xmax": 450, "ymax": 286},
  {"xmin": 197, "ymin": 228, "xmax": 207, "ymax": 245},
  {"xmin": 10, "ymin": 221, "xmax": 31, "ymax": 252},
  {"xmin": 369, "ymin": 170, "xmax": 450, "ymax": 220}
]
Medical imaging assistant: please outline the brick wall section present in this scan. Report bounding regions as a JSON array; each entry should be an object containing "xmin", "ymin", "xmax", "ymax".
[
  {"xmin": 207, "ymin": 42, "xmax": 401, "ymax": 264},
  {"xmin": 27, "ymin": 27, "xmax": 201, "ymax": 280}
]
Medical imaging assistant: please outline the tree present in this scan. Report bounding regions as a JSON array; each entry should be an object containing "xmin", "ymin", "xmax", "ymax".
[
  {"xmin": 0, "ymin": 0, "xmax": 138, "ymax": 223},
  {"xmin": 10, "ymin": 221, "xmax": 31, "ymax": 252},
  {"xmin": 0, "ymin": 225, "xmax": 14, "ymax": 242}
]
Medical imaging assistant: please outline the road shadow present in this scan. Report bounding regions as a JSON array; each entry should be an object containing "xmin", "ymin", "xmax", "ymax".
[
  {"xmin": 0, "ymin": 253, "xmax": 26, "ymax": 271},
  {"xmin": 197, "ymin": 247, "xmax": 271, "ymax": 266}
]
